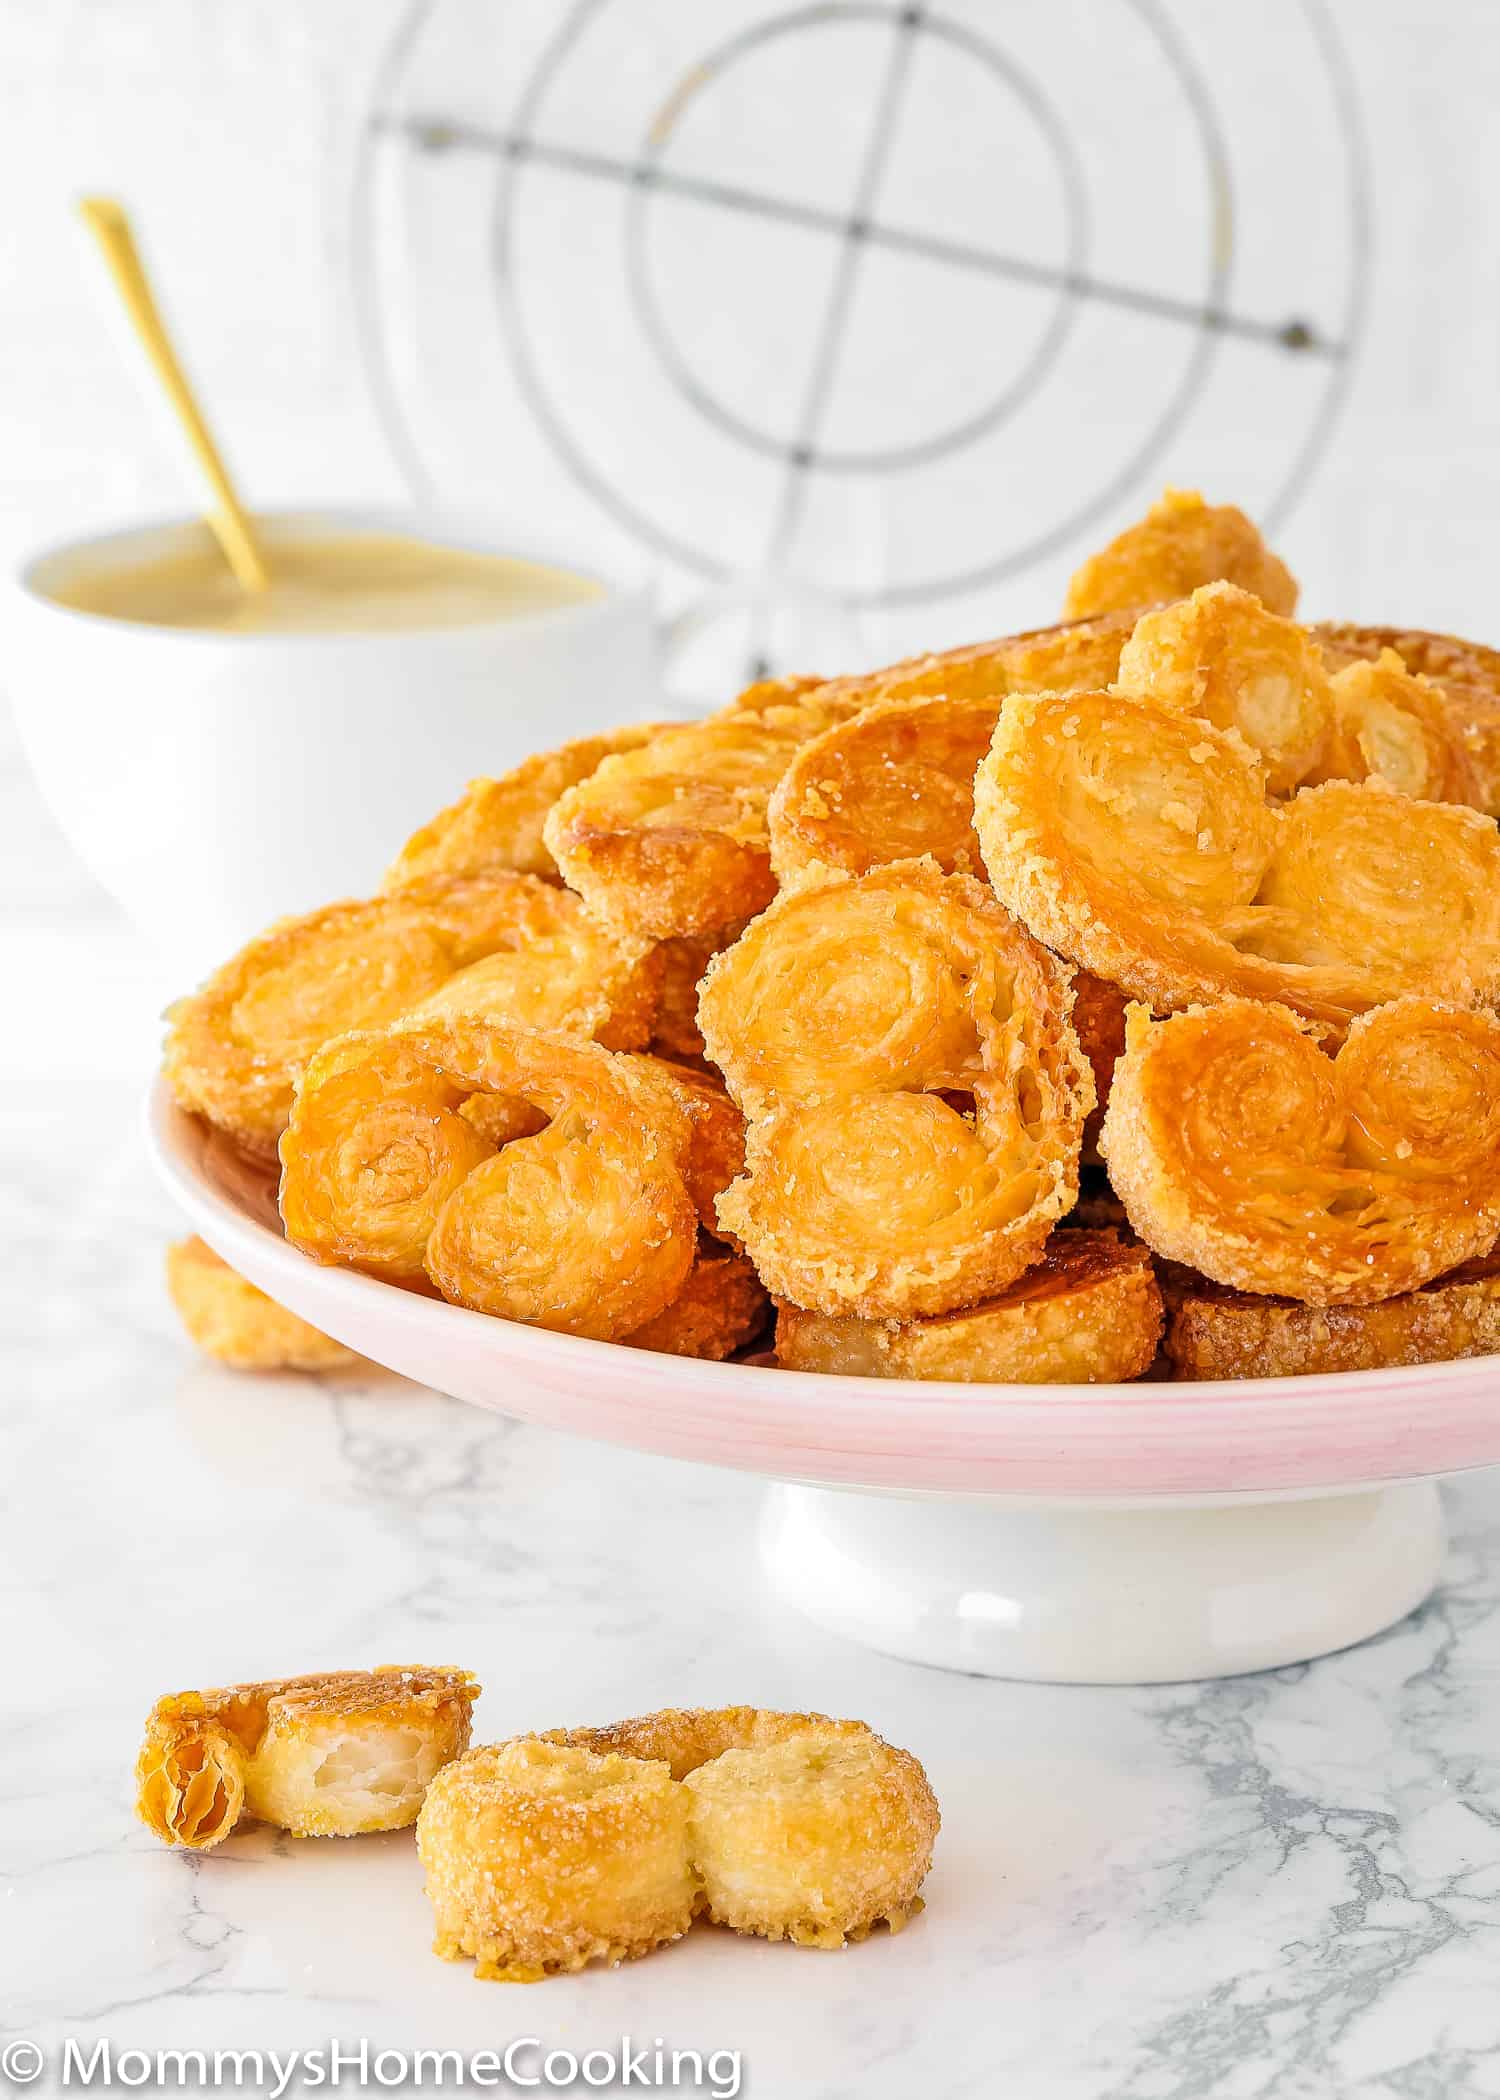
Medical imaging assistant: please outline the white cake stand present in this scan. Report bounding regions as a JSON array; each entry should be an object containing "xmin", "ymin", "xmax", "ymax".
[{"xmin": 149, "ymin": 1083, "xmax": 1499, "ymax": 1686}]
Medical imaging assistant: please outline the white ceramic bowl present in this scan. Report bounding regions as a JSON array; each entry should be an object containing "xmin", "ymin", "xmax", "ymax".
[
  {"xmin": 4, "ymin": 506, "xmax": 660, "ymax": 974},
  {"xmin": 149, "ymin": 1080, "xmax": 1500, "ymax": 1686}
]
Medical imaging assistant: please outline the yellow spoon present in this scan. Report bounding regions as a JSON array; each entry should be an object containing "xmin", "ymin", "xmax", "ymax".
[{"xmin": 77, "ymin": 196, "xmax": 270, "ymax": 595}]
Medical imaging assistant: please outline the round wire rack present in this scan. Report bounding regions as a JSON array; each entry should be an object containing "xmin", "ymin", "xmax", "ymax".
[{"xmin": 351, "ymin": 0, "xmax": 1369, "ymax": 670}]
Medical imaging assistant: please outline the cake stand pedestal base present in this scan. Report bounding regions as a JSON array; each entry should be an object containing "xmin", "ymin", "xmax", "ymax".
[{"xmin": 760, "ymin": 1478, "xmax": 1444, "ymax": 1683}]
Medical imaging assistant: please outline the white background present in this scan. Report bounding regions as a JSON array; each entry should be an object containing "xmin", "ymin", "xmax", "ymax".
[{"xmin": 0, "ymin": 0, "xmax": 1497, "ymax": 677}]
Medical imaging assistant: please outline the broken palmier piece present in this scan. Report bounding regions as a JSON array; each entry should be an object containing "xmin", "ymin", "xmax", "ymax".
[
  {"xmin": 1161, "ymin": 1249, "xmax": 1500, "ymax": 1380},
  {"xmin": 1313, "ymin": 649, "xmax": 1481, "ymax": 807},
  {"xmin": 976, "ymin": 686, "xmax": 1500, "ymax": 1034},
  {"xmin": 1063, "ymin": 486, "xmax": 1298, "ymax": 621},
  {"xmin": 623, "ymin": 1242, "xmax": 768, "ymax": 1360},
  {"xmin": 384, "ymin": 723, "xmax": 670, "ymax": 886},
  {"xmin": 699, "ymin": 860, "xmax": 1092, "ymax": 1318},
  {"xmin": 136, "ymin": 1666, "xmax": 478, "ymax": 1850},
  {"xmin": 280, "ymin": 1019, "xmax": 698, "ymax": 1337},
  {"xmin": 1313, "ymin": 620, "xmax": 1500, "ymax": 816},
  {"xmin": 1113, "ymin": 581, "xmax": 1335, "ymax": 795},
  {"xmin": 776, "ymin": 1230, "xmax": 1161, "ymax": 1383},
  {"xmin": 1101, "ymin": 998, "xmax": 1500, "ymax": 1306},
  {"xmin": 417, "ymin": 1736, "xmax": 697, "ymax": 1982},
  {"xmin": 163, "ymin": 870, "xmax": 591, "ymax": 1160},
  {"xmin": 165, "ymin": 1235, "xmax": 360, "ymax": 1372}
]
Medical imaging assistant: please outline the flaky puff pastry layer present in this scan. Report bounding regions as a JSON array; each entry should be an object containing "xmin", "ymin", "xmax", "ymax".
[
  {"xmin": 542, "ymin": 691, "xmax": 851, "ymax": 942},
  {"xmin": 543, "ymin": 1706, "xmax": 867, "ymax": 1780},
  {"xmin": 681, "ymin": 1722, "xmax": 940, "ymax": 1949},
  {"xmin": 699, "ymin": 860, "xmax": 1092, "ymax": 1317},
  {"xmin": 1115, "ymin": 582, "xmax": 1335, "ymax": 795},
  {"xmin": 417, "ymin": 1737, "xmax": 697, "ymax": 1981},
  {"xmin": 621, "ymin": 1055, "xmax": 746, "ymax": 1237},
  {"xmin": 163, "ymin": 871, "xmax": 586, "ymax": 1160},
  {"xmin": 280, "ymin": 1020, "xmax": 698, "ymax": 1338},
  {"xmin": 1102, "ymin": 999, "xmax": 1500, "ymax": 1306},
  {"xmin": 624, "ymin": 1242, "xmax": 769, "ymax": 1359},
  {"xmin": 777, "ymin": 1230, "xmax": 1162, "ymax": 1384},
  {"xmin": 385, "ymin": 724, "xmax": 669, "ymax": 886},
  {"xmin": 976, "ymin": 687, "xmax": 1500, "ymax": 1034},
  {"xmin": 769, "ymin": 691, "xmax": 1001, "ymax": 888},
  {"xmin": 1161, "ymin": 1250, "xmax": 1500, "ymax": 1380},
  {"xmin": 1063, "ymin": 486, "xmax": 1298, "ymax": 621},
  {"xmin": 1314, "ymin": 622, "xmax": 1500, "ymax": 816},
  {"xmin": 165, "ymin": 1236, "xmax": 359, "ymax": 1372},
  {"xmin": 405, "ymin": 883, "xmax": 661, "ymax": 1052},
  {"xmin": 136, "ymin": 1667, "xmax": 478, "ymax": 1850},
  {"xmin": 789, "ymin": 611, "xmax": 1134, "ymax": 722},
  {"xmin": 646, "ymin": 934, "xmax": 727, "ymax": 1062},
  {"xmin": 1119, "ymin": 590, "xmax": 1482, "ymax": 806}
]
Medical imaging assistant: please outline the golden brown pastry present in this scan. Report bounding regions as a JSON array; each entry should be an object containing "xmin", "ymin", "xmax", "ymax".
[
  {"xmin": 136, "ymin": 1667, "xmax": 479, "ymax": 1849},
  {"xmin": 1063, "ymin": 486, "xmax": 1298, "ymax": 621},
  {"xmin": 280, "ymin": 1020, "xmax": 699, "ymax": 1337},
  {"xmin": 1071, "ymin": 968, "xmax": 1129, "ymax": 1158},
  {"xmin": 543, "ymin": 1705, "xmax": 864, "ymax": 1780},
  {"xmin": 624, "ymin": 1243, "xmax": 769, "ymax": 1359},
  {"xmin": 385, "ymin": 724, "xmax": 669, "ymax": 886},
  {"xmin": 1102, "ymin": 998, "xmax": 1500, "ymax": 1305},
  {"xmin": 542, "ymin": 690, "xmax": 848, "ymax": 941},
  {"xmin": 1314, "ymin": 649, "xmax": 1481, "ymax": 806},
  {"xmin": 1161, "ymin": 1250, "xmax": 1500, "ymax": 1379},
  {"xmin": 699, "ymin": 860, "xmax": 1092, "ymax": 1316},
  {"xmin": 417, "ymin": 1737, "xmax": 697, "ymax": 1981},
  {"xmin": 646, "ymin": 934, "xmax": 723, "ymax": 1061},
  {"xmin": 1314, "ymin": 620, "xmax": 1500, "ymax": 815},
  {"xmin": 165, "ymin": 1235, "xmax": 360, "ymax": 1372},
  {"xmin": 623, "ymin": 1055, "xmax": 745, "ymax": 1235},
  {"xmin": 976, "ymin": 686, "xmax": 1500, "ymax": 1033},
  {"xmin": 776, "ymin": 1230, "xmax": 1162, "ymax": 1383},
  {"xmin": 768, "ymin": 691, "xmax": 999, "ymax": 888},
  {"xmin": 1113, "ymin": 581, "xmax": 1334, "ymax": 794},
  {"xmin": 681, "ymin": 1721, "xmax": 939, "ymax": 1948},
  {"xmin": 404, "ymin": 882, "xmax": 660, "ymax": 1051},
  {"xmin": 163, "ymin": 871, "xmax": 581, "ymax": 1160}
]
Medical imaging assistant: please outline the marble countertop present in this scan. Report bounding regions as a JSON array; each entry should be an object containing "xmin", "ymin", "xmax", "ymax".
[{"xmin": 7, "ymin": 711, "xmax": 1500, "ymax": 2100}]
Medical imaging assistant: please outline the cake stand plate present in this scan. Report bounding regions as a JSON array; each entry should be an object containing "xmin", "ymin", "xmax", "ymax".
[{"xmin": 149, "ymin": 1083, "xmax": 1498, "ymax": 1684}]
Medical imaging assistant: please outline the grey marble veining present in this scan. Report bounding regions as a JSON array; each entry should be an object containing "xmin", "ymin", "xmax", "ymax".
[{"xmin": 5, "ymin": 710, "xmax": 1500, "ymax": 2099}]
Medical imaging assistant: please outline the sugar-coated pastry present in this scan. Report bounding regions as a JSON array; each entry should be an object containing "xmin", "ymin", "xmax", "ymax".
[
  {"xmin": 1113, "ymin": 581, "xmax": 1334, "ymax": 794},
  {"xmin": 542, "ymin": 690, "xmax": 851, "ymax": 941},
  {"xmin": 1070, "ymin": 968, "xmax": 1129, "ymax": 1158},
  {"xmin": 1063, "ymin": 486, "xmax": 1298, "ymax": 621},
  {"xmin": 1314, "ymin": 621, "xmax": 1500, "ymax": 815},
  {"xmin": 1314, "ymin": 650, "xmax": 1481, "ymax": 807},
  {"xmin": 646, "ymin": 934, "xmax": 728, "ymax": 1061},
  {"xmin": 163, "ymin": 871, "xmax": 584, "ymax": 1159},
  {"xmin": 776, "ymin": 1231, "xmax": 1161, "ymax": 1383},
  {"xmin": 403, "ymin": 881, "xmax": 660, "ymax": 1050},
  {"xmin": 1102, "ymin": 999, "xmax": 1500, "ymax": 1305},
  {"xmin": 385, "ymin": 724, "xmax": 669, "ymax": 886},
  {"xmin": 136, "ymin": 1667, "xmax": 479, "ymax": 1850},
  {"xmin": 976, "ymin": 686, "xmax": 1500, "ymax": 1034},
  {"xmin": 544, "ymin": 1705, "xmax": 866, "ymax": 1781},
  {"xmin": 699, "ymin": 860, "xmax": 1092, "ymax": 1317},
  {"xmin": 165, "ymin": 1235, "xmax": 359, "ymax": 1372},
  {"xmin": 768, "ymin": 692, "xmax": 1000, "ymax": 888},
  {"xmin": 623, "ymin": 1055, "xmax": 746, "ymax": 1236},
  {"xmin": 417, "ymin": 1737, "xmax": 697, "ymax": 1981},
  {"xmin": 624, "ymin": 1243, "xmax": 769, "ymax": 1359},
  {"xmin": 802, "ymin": 613, "xmax": 1134, "ymax": 720},
  {"xmin": 280, "ymin": 1020, "xmax": 698, "ymax": 1336},
  {"xmin": 681, "ymin": 1721, "xmax": 940, "ymax": 1948},
  {"xmin": 1161, "ymin": 1250, "xmax": 1500, "ymax": 1379}
]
